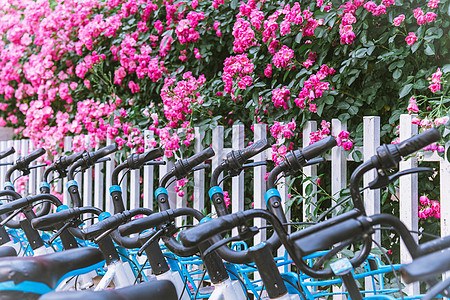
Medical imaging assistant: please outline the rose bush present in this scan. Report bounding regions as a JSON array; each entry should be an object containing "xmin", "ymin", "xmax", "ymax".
[{"xmin": 0, "ymin": 0, "xmax": 449, "ymax": 263}]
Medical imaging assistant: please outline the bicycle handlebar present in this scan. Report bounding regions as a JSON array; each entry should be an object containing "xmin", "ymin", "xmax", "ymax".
[
  {"xmin": 240, "ymin": 139, "xmax": 270, "ymax": 162},
  {"xmin": 400, "ymin": 247, "xmax": 450, "ymax": 284},
  {"xmin": 302, "ymin": 136, "xmax": 337, "ymax": 160},
  {"xmin": 0, "ymin": 147, "xmax": 14, "ymax": 160}
]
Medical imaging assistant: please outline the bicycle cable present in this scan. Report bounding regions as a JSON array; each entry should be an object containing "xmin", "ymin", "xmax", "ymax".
[
  {"xmin": 119, "ymin": 169, "xmax": 130, "ymax": 186},
  {"xmin": 193, "ymin": 269, "xmax": 207, "ymax": 300},
  {"xmin": 133, "ymin": 258, "xmax": 148, "ymax": 285},
  {"xmin": 372, "ymin": 238, "xmax": 403, "ymax": 300}
]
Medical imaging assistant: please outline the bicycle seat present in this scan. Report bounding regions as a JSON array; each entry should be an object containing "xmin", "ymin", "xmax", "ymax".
[
  {"xmin": 0, "ymin": 247, "xmax": 104, "ymax": 299},
  {"xmin": 0, "ymin": 246, "xmax": 16, "ymax": 257},
  {"xmin": 39, "ymin": 279, "xmax": 178, "ymax": 300},
  {"xmin": 400, "ymin": 247, "xmax": 450, "ymax": 283}
]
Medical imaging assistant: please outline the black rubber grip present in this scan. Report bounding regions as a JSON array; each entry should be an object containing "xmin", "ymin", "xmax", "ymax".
[
  {"xmin": 302, "ymin": 136, "xmax": 337, "ymax": 161},
  {"xmin": 293, "ymin": 218, "xmax": 363, "ymax": 255},
  {"xmin": 400, "ymin": 247, "xmax": 450, "ymax": 283},
  {"xmin": 179, "ymin": 213, "xmax": 242, "ymax": 248},
  {"xmin": 23, "ymin": 148, "xmax": 46, "ymax": 164},
  {"xmin": 81, "ymin": 214, "xmax": 123, "ymax": 240},
  {"xmin": 397, "ymin": 127, "xmax": 441, "ymax": 157},
  {"xmin": 127, "ymin": 148, "xmax": 164, "ymax": 169},
  {"xmin": 64, "ymin": 151, "xmax": 86, "ymax": 167},
  {"xmin": 0, "ymin": 147, "xmax": 15, "ymax": 160},
  {"xmin": 240, "ymin": 139, "xmax": 270, "ymax": 161},
  {"xmin": 118, "ymin": 212, "xmax": 170, "ymax": 236},
  {"xmin": 90, "ymin": 144, "xmax": 118, "ymax": 162},
  {"xmin": 31, "ymin": 208, "xmax": 81, "ymax": 230},
  {"xmin": 0, "ymin": 197, "xmax": 30, "ymax": 215},
  {"xmin": 185, "ymin": 147, "xmax": 215, "ymax": 170}
]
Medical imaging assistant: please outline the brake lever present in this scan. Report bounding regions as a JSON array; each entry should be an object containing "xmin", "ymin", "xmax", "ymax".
[
  {"xmin": 93, "ymin": 224, "xmax": 121, "ymax": 243},
  {"xmin": 191, "ymin": 163, "xmax": 211, "ymax": 172},
  {"xmin": 242, "ymin": 161, "xmax": 267, "ymax": 168},
  {"xmin": 144, "ymin": 160, "xmax": 166, "ymax": 166},
  {"xmin": 304, "ymin": 157, "xmax": 326, "ymax": 167},
  {"xmin": 203, "ymin": 226, "xmax": 259, "ymax": 257},
  {"xmin": 137, "ymin": 223, "xmax": 175, "ymax": 256},
  {"xmin": 49, "ymin": 221, "xmax": 73, "ymax": 245},
  {"xmin": 368, "ymin": 167, "xmax": 434, "ymax": 190},
  {"xmin": 29, "ymin": 163, "xmax": 47, "ymax": 170},
  {"xmin": 95, "ymin": 157, "xmax": 111, "ymax": 164},
  {"xmin": 0, "ymin": 208, "xmax": 23, "ymax": 226}
]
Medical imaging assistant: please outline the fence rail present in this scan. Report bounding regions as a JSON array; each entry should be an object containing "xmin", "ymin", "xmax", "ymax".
[{"xmin": 0, "ymin": 114, "xmax": 447, "ymax": 295}]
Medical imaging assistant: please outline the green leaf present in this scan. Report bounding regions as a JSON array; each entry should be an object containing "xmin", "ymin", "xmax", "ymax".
[
  {"xmin": 323, "ymin": 95, "xmax": 334, "ymax": 105},
  {"xmin": 317, "ymin": 102, "xmax": 325, "ymax": 116},
  {"xmin": 411, "ymin": 40, "xmax": 421, "ymax": 53},
  {"xmin": 442, "ymin": 64, "xmax": 450, "ymax": 73},
  {"xmin": 352, "ymin": 150, "xmax": 363, "ymax": 162},
  {"xmin": 399, "ymin": 83, "xmax": 413, "ymax": 98},
  {"xmin": 393, "ymin": 69, "xmax": 402, "ymax": 80},
  {"xmin": 305, "ymin": 183, "xmax": 313, "ymax": 196},
  {"xmin": 424, "ymin": 43, "xmax": 435, "ymax": 55},
  {"xmin": 295, "ymin": 33, "xmax": 302, "ymax": 44},
  {"xmin": 348, "ymin": 106, "xmax": 358, "ymax": 115}
]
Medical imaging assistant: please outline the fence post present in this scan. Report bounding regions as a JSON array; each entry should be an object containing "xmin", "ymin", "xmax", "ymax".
[
  {"xmin": 193, "ymin": 127, "xmax": 205, "ymax": 223},
  {"xmin": 94, "ymin": 141, "xmax": 105, "ymax": 212},
  {"xmin": 253, "ymin": 123, "xmax": 267, "ymax": 244},
  {"xmin": 331, "ymin": 119, "xmax": 347, "ymax": 208},
  {"xmin": 143, "ymin": 130, "xmax": 154, "ymax": 211},
  {"xmin": 211, "ymin": 126, "xmax": 225, "ymax": 215},
  {"xmin": 159, "ymin": 158, "xmax": 175, "ymax": 209},
  {"xmin": 130, "ymin": 150, "xmax": 140, "ymax": 211},
  {"xmin": 399, "ymin": 114, "xmax": 419, "ymax": 296},
  {"xmin": 104, "ymin": 138, "xmax": 115, "ymax": 214},
  {"xmin": 63, "ymin": 137, "xmax": 72, "ymax": 205},
  {"xmin": 231, "ymin": 125, "xmax": 245, "ymax": 235},
  {"xmin": 302, "ymin": 121, "xmax": 317, "ymax": 221},
  {"xmin": 363, "ymin": 116, "xmax": 381, "ymax": 295},
  {"xmin": 83, "ymin": 136, "xmax": 93, "ymax": 225},
  {"xmin": 330, "ymin": 119, "xmax": 347, "ymax": 300}
]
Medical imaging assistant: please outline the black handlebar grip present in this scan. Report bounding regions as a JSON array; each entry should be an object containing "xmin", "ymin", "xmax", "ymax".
[
  {"xmin": 118, "ymin": 212, "xmax": 171, "ymax": 236},
  {"xmin": 23, "ymin": 148, "xmax": 46, "ymax": 164},
  {"xmin": 81, "ymin": 214, "xmax": 123, "ymax": 240},
  {"xmin": 128, "ymin": 148, "xmax": 164, "ymax": 169},
  {"xmin": 185, "ymin": 147, "xmax": 215, "ymax": 170},
  {"xmin": 0, "ymin": 147, "xmax": 15, "ymax": 160},
  {"xmin": 90, "ymin": 144, "xmax": 118, "ymax": 162},
  {"xmin": 293, "ymin": 218, "xmax": 364, "ymax": 255},
  {"xmin": 31, "ymin": 208, "xmax": 81, "ymax": 230},
  {"xmin": 63, "ymin": 151, "xmax": 86, "ymax": 167},
  {"xmin": 240, "ymin": 139, "xmax": 270, "ymax": 161},
  {"xmin": 400, "ymin": 247, "xmax": 450, "ymax": 284},
  {"xmin": 179, "ymin": 214, "xmax": 242, "ymax": 248},
  {"xmin": 0, "ymin": 197, "xmax": 30, "ymax": 215},
  {"xmin": 396, "ymin": 128, "xmax": 441, "ymax": 157},
  {"xmin": 302, "ymin": 136, "xmax": 337, "ymax": 161}
]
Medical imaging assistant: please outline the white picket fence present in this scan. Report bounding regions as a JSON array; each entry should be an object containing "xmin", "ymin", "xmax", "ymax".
[{"xmin": 0, "ymin": 114, "xmax": 448, "ymax": 295}]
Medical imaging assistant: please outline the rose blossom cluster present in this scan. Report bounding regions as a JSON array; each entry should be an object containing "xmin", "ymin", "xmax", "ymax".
[
  {"xmin": 270, "ymin": 120, "xmax": 296, "ymax": 140},
  {"xmin": 413, "ymin": 7, "xmax": 437, "ymax": 25},
  {"xmin": 294, "ymin": 64, "xmax": 335, "ymax": 113},
  {"xmin": 175, "ymin": 11, "xmax": 205, "ymax": 44},
  {"xmin": 418, "ymin": 195, "xmax": 440, "ymax": 219},
  {"xmin": 161, "ymin": 72, "xmax": 206, "ymax": 128},
  {"xmin": 338, "ymin": 0, "xmax": 363, "ymax": 44},
  {"xmin": 428, "ymin": 68, "xmax": 442, "ymax": 93},
  {"xmin": 222, "ymin": 54, "xmax": 254, "ymax": 100},
  {"xmin": 271, "ymin": 87, "xmax": 291, "ymax": 109},
  {"xmin": 309, "ymin": 120, "xmax": 354, "ymax": 150}
]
